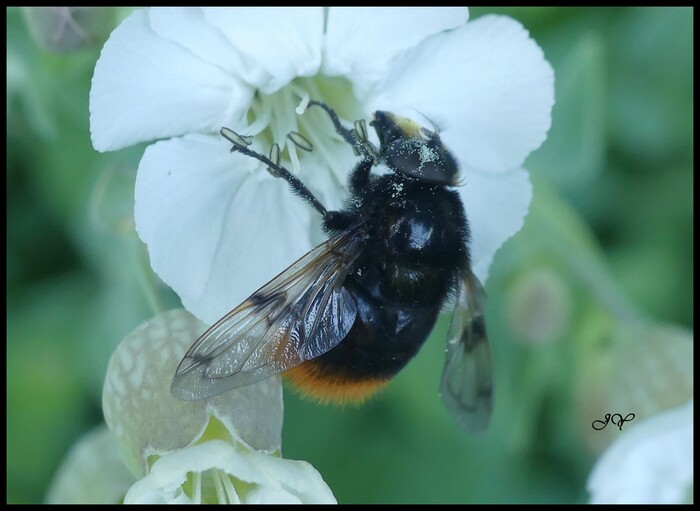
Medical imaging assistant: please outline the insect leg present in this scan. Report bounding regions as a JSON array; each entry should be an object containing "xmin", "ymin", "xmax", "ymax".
[
  {"xmin": 307, "ymin": 101, "xmax": 378, "ymax": 161},
  {"xmin": 307, "ymin": 101, "xmax": 356, "ymax": 145},
  {"xmin": 221, "ymin": 127, "xmax": 329, "ymax": 218},
  {"xmin": 317, "ymin": 158, "xmax": 371, "ymax": 231},
  {"xmin": 323, "ymin": 159, "xmax": 371, "ymax": 231},
  {"xmin": 349, "ymin": 158, "xmax": 373, "ymax": 195}
]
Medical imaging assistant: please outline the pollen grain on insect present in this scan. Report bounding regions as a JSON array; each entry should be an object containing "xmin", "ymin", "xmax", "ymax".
[
  {"xmin": 419, "ymin": 145, "xmax": 438, "ymax": 163},
  {"xmin": 390, "ymin": 181, "xmax": 405, "ymax": 198}
]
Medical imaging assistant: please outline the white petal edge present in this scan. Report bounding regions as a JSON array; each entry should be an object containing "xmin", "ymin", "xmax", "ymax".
[
  {"xmin": 587, "ymin": 400, "xmax": 693, "ymax": 504},
  {"xmin": 201, "ymin": 7, "xmax": 324, "ymax": 94},
  {"xmin": 124, "ymin": 440, "xmax": 336, "ymax": 504},
  {"xmin": 90, "ymin": 8, "xmax": 252, "ymax": 152},
  {"xmin": 459, "ymin": 166, "xmax": 532, "ymax": 283},
  {"xmin": 368, "ymin": 15, "xmax": 554, "ymax": 173},
  {"xmin": 134, "ymin": 135, "xmax": 315, "ymax": 325},
  {"xmin": 323, "ymin": 7, "xmax": 469, "ymax": 97}
]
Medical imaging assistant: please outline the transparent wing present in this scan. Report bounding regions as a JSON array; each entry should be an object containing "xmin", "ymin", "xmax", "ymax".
[
  {"xmin": 171, "ymin": 226, "xmax": 367, "ymax": 400},
  {"xmin": 440, "ymin": 271, "xmax": 494, "ymax": 433}
]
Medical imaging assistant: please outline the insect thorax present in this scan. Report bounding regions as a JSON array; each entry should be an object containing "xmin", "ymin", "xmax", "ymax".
[{"xmin": 350, "ymin": 175, "xmax": 469, "ymax": 305}]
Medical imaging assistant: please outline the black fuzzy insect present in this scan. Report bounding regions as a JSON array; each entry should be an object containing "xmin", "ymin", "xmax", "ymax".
[{"xmin": 172, "ymin": 102, "xmax": 493, "ymax": 433}]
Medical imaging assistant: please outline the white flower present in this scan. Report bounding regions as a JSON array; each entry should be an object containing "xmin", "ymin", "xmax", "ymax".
[
  {"xmin": 90, "ymin": 7, "xmax": 554, "ymax": 325},
  {"xmin": 587, "ymin": 400, "xmax": 693, "ymax": 504},
  {"xmin": 124, "ymin": 440, "xmax": 335, "ymax": 504},
  {"xmin": 97, "ymin": 309, "xmax": 335, "ymax": 504},
  {"xmin": 102, "ymin": 309, "xmax": 283, "ymax": 477}
]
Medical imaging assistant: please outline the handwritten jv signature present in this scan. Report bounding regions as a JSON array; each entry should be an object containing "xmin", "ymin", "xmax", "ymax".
[{"xmin": 592, "ymin": 413, "xmax": 635, "ymax": 431}]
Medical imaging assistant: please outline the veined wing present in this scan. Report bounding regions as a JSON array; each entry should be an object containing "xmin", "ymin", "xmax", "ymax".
[
  {"xmin": 171, "ymin": 226, "xmax": 367, "ymax": 400},
  {"xmin": 440, "ymin": 271, "xmax": 493, "ymax": 434}
]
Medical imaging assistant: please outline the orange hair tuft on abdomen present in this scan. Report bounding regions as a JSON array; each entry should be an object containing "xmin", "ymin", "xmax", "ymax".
[{"xmin": 284, "ymin": 360, "xmax": 389, "ymax": 405}]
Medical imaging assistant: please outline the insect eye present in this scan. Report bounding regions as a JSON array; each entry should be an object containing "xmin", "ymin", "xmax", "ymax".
[{"xmin": 384, "ymin": 138, "xmax": 456, "ymax": 185}]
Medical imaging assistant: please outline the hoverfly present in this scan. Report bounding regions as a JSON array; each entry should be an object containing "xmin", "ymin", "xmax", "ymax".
[{"xmin": 171, "ymin": 102, "xmax": 493, "ymax": 433}]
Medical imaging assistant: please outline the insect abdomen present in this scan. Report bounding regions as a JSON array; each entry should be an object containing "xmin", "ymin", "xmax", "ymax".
[
  {"xmin": 284, "ymin": 277, "xmax": 442, "ymax": 403},
  {"xmin": 285, "ymin": 178, "xmax": 468, "ymax": 404}
]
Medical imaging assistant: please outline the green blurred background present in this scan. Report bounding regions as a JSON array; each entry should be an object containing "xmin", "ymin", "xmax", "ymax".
[{"xmin": 7, "ymin": 7, "xmax": 693, "ymax": 504}]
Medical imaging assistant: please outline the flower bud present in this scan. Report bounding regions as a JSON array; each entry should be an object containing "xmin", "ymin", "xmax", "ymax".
[{"xmin": 102, "ymin": 309, "xmax": 283, "ymax": 477}]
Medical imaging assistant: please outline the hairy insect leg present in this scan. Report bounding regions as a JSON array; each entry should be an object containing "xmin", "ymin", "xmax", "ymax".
[
  {"xmin": 307, "ymin": 101, "xmax": 355, "ymax": 145},
  {"xmin": 317, "ymin": 158, "xmax": 371, "ymax": 232},
  {"xmin": 349, "ymin": 158, "xmax": 373, "ymax": 195},
  {"xmin": 221, "ymin": 127, "xmax": 330, "ymax": 219},
  {"xmin": 307, "ymin": 101, "xmax": 377, "ymax": 161}
]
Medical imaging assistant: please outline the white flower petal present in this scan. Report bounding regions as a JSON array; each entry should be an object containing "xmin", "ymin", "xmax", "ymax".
[
  {"xmin": 246, "ymin": 486, "xmax": 301, "ymax": 504},
  {"xmin": 588, "ymin": 401, "xmax": 693, "ymax": 504},
  {"xmin": 147, "ymin": 7, "xmax": 248, "ymax": 75},
  {"xmin": 246, "ymin": 447, "xmax": 337, "ymax": 504},
  {"xmin": 201, "ymin": 7, "xmax": 324, "ymax": 94},
  {"xmin": 459, "ymin": 166, "xmax": 532, "ymax": 283},
  {"xmin": 297, "ymin": 144, "xmax": 356, "ymax": 213},
  {"xmin": 323, "ymin": 7, "xmax": 469, "ymax": 96},
  {"xmin": 125, "ymin": 440, "xmax": 336, "ymax": 504},
  {"xmin": 90, "ymin": 8, "xmax": 252, "ymax": 152},
  {"xmin": 102, "ymin": 310, "xmax": 284, "ymax": 477},
  {"xmin": 134, "ymin": 135, "xmax": 314, "ymax": 325},
  {"xmin": 369, "ymin": 15, "xmax": 554, "ymax": 173},
  {"xmin": 45, "ymin": 426, "xmax": 135, "ymax": 504}
]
